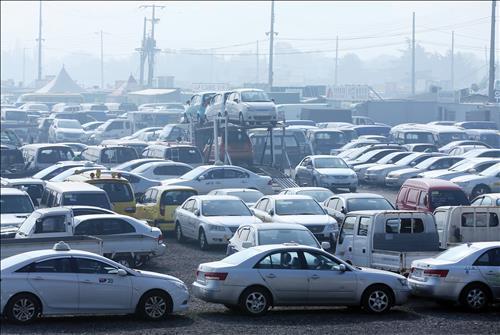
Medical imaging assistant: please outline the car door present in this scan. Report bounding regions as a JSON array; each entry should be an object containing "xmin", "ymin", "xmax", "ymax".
[
  {"xmin": 303, "ymin": 251, "xmax": 357, "ymax": 304},
  {"xmin": 256, "ymin": 250, "xmax": 309, "ymax": 304},
  {"xmin": 26, "ymin": 257, "xmax": 79, "ymax": 312},
  {"xmin": 135, "ymin": 189, "xmax": 152, "ymax": 221},
  {"xmin": 223, "ymin": 168, "xmax": 250, "ymax": 189},
  {"xmin": 474, "ymin": 248, "xmax": 500, "ymax": 298},
  {"xmin": 197, "ymin": 168, "xmax": 224, "ymax": 194},
  {"xmin": 335, "ymin": 216, "xmax": 357, "ymax": 262},
  {"xmin": 351, "ymin": 216, "xmax": 371, "ymax": 266},
  {"xmin": 143, "ymin": 189, "xmax": 158, "ymax": 222},
  {"xmin": 74, "ymin": 257, "xmax": 133, "ymax": 312},
  {"xmin": 179, "ymin": 199, "xmax": 196, "ymax": 238}
]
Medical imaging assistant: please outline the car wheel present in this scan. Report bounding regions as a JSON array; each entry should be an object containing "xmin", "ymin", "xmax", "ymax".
[
  {"xmin": 362, "ymin": 285, "xmax": 393, "ymax": 314},
  {"xmin": 349, "ymin": 187, "xmax": 357, "ymax": 193},
  {"xmin": 199, "ymin": 228, "xmax": 209, "ymax": 250},
  {"xmin": 239, "ymin": 287, "xmax": 271, "ymax": 316},
  {"xmin": 114, "ymin": 255, "xmax": 135, "ymax": 268},
  {"xmin": 138, "ymin": 290, "xmax": 172, "ymax": 321},
  {"xmin": 175, "ymin": 222, "xmax": 185, "ymax": 243},
  {"xmin": 6, "ymin": 293, "xmax": 41, "ymax": 324},
  {"xmin": 471, "ymin": 185, "xmax": 490, "ymax": 200},
  {"xmin": 135, "ymin": 255, "xmax": 149, "ymax": 268},
  {"xmin": 460, "ymin": 283, "xmax": 490, "ymax": 311}
]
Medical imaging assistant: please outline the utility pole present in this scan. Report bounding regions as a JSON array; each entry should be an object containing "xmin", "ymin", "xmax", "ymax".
[
  {"xmin": 22, "ymin": 48, "xmax": 27, "ymax": 87},
  {"xmin": 451, "ymin": 31, "xmax": 454, "ymax": 90},
  {"xmin": 139, "ymin": 4, "xmax": 165, "ymax": 88},
  {"xmin": 334, "ymin": 35, "xmax": 339, "ymax": 86},
  {"xmin": 256, "ymin": 40, "xmax": 260, "ymax": 83},
  {"xmin": 411, "ymin": 11, "xmax": 416, "ymax": 96},
  {"xmin": 488, "ymin": 0, "xmax": 496, "ymax": 101},
  {"xmin": 266, "ymin": 0, "xmax": 277, "ymax": 91},
  {"xmin": 95, "ymin": 30, "xmax": 105, "ymax": 89},
  {"xmin": 136, "ymin": 17, "xmax": 147, "ymax": 86},
  {"xmin": 36, "ymin": 0, "xmax": 42, "ymax": 81}
]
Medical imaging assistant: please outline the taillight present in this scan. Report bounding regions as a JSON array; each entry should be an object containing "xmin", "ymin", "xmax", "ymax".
[
  {"xmin": 424, "ymin": 269, "xmax": 449, "ymax": 277},
  {"xmin": 204, "ymin": 272, "xmax": 228, "ymax": 280},
  {"xmin": 157, "ymin": 234, "xmax": 164, "ymax": 244}
]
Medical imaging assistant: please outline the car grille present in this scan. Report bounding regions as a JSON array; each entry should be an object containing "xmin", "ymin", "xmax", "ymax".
[
  {"xmin": 334, "ymin": 175, "xmax": 348, "ymax": 179},
  {"xmin": 253, "ymin": 115, "xmax": 272, "ymax": 120},
  {"xmin": 306, "ymin": 225, "xmax": 325, "ymax": 233}
]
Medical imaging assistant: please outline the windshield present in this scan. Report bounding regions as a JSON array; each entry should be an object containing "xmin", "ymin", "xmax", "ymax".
[
  {"xmin": 241, "ymin": 91, "xmax": 270, "ymax": 102},
  {"xmin": 37, "ymin": 148, "xmax": 74, "ymax": 163},
  {"xmin": 378, "ymin": 152, "xmax": 410, "ymax": 164},
  {"xmin": 314, "ymin": 157, "xmax": 348, "ymax": 168},
  {"xmin": 258, "ymin": 229, "xmax": 319, "ymax": 248},
  {"xmin": 61, "ymin": 193, "xmax": 111, "ymax": 209},
  {"xmin": 227, "ymin": 191, "xmax": 263, "ymax": 203},
  {"xmin": 346, "ymin": 198, "xmax": 394, "ymax": 211},
  {"xmin": 395, "ymin": 153, "xmax": 421, "ymax": 166},
  {"xmin": 161, "ymin": 190, "xmax": 197, "ymax": 206},
  {"xmin": 1, "ymin": 150, "xmax": 24, "ymax": 165},
  {"xmin": 0, "ymin": 194, "xmax": 34, "ymax": 213},
  {"xmin": 404, "ymin": 132, "xmax": 434, "ymax": 144},
  {"xmin": 179, "ymin": 166, "xmax": 208, "ymax": 180},
  {"xmin": 91, "ymin": 182, "xmax": 134, "ymax": 202},
  {"xmin": 167, "ymin": 147, "xmax": 202, "ymax": 164},
  {"xmin": 58, "ymin": 120, "xmax": 81, "ymax": 129},
  {"xmin": 439, "ymin": 132, "xmax": 467, "ymax": 145},
  {"xmin": 450, "ymin": 160, "xmax": 478, "ymax": 172},
  {"xmin": 429, "ymin": 190, "xmax": 469, "ymax": 210},
  {"xmin": 314, "ymin": 132, "xmax": 344, "ymax": 144},
  {"xmin": 297, "ymin": 190, "xmax": 334, "ymax": 202},
  {"xmin": 479, "ymin": 163, "xmax": 500, "ymax": 176},
  {"xmin": 202, "ymin": 199, "xmax": 251, "ymax": 216},
  {"xmin": 415, "ymin": 157, "xmax": 440, "ymax": 169},
  {"xmin": 435, "ymin": 244, "xmax": 478, "ymax": 262},
  {"xmin": 276, "ymin": 199, "xmax": 324, "ymax": 215}
]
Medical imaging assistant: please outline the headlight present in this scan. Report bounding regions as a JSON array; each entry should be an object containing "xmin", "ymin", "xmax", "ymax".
[
  {"xmin": 397, "ymin": 278, "xmax": 408, "ymax": 287},
  {"xmin": 208, "ymin": 224, "xmax": 225, "ymax": 231},
  {"xmin": 387, "ymin": 173, "xmax": 398, "ymax": 178}
]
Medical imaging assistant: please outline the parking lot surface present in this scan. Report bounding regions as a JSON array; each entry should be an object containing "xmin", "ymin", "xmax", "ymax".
[{"xmin": 2, "ymin": 186, "xmax": 498, "ymax": 334}]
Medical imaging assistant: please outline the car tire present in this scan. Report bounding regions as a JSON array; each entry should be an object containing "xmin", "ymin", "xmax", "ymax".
[
  {"xmin": 199, "ymin": 228, "xmax": 209, "ymax": 250},
  {"xmin": 114, "ymin": 255, "xmax": 135, "ymax": 268},
  {"xmin": 460, "ymin": 283, "xmax": 490, "ymax": 312},
  {"xmin": 5, "ymin": 293, "xmax": 41, "ymax": 324},
  {"xmin": 224, "ymin": 304, "xmax": 242, "ymax": 313},
  {"xmin": 362, "ymin": 285, "xmax": 393, "ymax": 314},
  {"xmin": 239, "ymin": 286, "xmax": 271, "ymax": 316},
  {"xmin": 175, "ymin": 222, "xmax": 185, "ymax": 243},
  {"xmin": 470, "ymin": 185, "xmax": 490, "ymax": 200},
  {"xmin": 349, "ymin": 187, "xmax": 357, "ymax": 193},
  {"xmin": 137, "ymin": 290, "xmax": 172, "ymax": 321}
]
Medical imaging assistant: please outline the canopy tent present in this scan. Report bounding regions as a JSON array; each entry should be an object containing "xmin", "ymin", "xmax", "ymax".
[
  {"xmin": 110, "ymin": 74, "xmax": 140, "ymax": 97},
  {"xmin": 35, "ymin": 66, "xmax": 85, "ymax": 94}
]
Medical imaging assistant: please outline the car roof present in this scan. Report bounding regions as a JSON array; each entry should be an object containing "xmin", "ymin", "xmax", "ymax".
[
  {"xmin": 192, "ymin": 195, "xmax": 241, "ymax": 201},
  {"xmin": 265, "ymin": 194, "xmax": 317, "ymax": 200},
  {"xmin": 44, "ymin": 181, "xmax": 106, "ymax": 193},
  {"xmin": 149, "ymin": 185, "xmax": 197, "ymax": 192},
  {"xmin": 248, "ymin": 223, "xmax": 310, "ymax": 231},
  {"xmin": 0, "ymin": 187, "xmax": 28, "ymax": 196},
  {"xmin": 331, "ymin": 192, "xmax": 385, "ymax": 199},
  {"xmin": 401, "ymin": 178, "xmax": 462, "ymax": 189},
  {"xmin": 308, "ymin": 155, "xmax": 343, "ymax": 159},
  {"xmin": 6, "ymin": 178, "xmax": 45, "ymax": 185},
  {"xmin": 212, "ymin": 188, "xmax": 263, "ymax": 193},
  {"xmin": 73, "ymin": 214, "xmax": 131, "ymax": 223},
  {"xmin": 282, "ymin": 187, "xmax": 331, "ymax": 192},
  {"xmin": 20, "ymin": 144, "xmax": 72, "ymax": 150}
]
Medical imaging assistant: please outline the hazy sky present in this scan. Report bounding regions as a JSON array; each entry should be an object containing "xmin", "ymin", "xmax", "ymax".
[{"xmin": 1, "ymin": 1, "xmax": 495, "ymax": 61}]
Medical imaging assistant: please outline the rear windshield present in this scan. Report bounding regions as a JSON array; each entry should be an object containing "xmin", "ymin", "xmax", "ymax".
[
  {"xmin": 61, "ymin": 193, "xmax": 111, "ymax": 209},
  {"xmin": 4, "ymin": 110, "xmax": 28, "ymax": 121},
  {"xmin": 101, "ymin": 148, "xmax": 139, "ymax": 164},
  {"xmin": 276, "ymin": 199, "xmax": 324, "ymax": 215},
  {"xmin": 258, "ymin": 229, "xmax": 318, "ymax": 248},
  {"xmin": 429, "ymin": 190, "xmax": 470, "ymax": 210},
  {"xmin": 347, "ymin": 198, "xmax": 394, "ymax": 211},
  {"xmin": 37, "ymin": 148, "xmax": 75, "ymax": 163},
  {"xmin": 161, "ymin": 190, "xmax": 197, "ymax": 206},
  {"xmin": 297, "ymin": 190, "xmax": 333, "ymax": 202},
  {"xmin": 314, "ymin": 132, "xmax": 345, "ymax": 143},
  {"xmin": 0, "ymin": 194, "xmax": 34, "ymax": 213},
  {"xmin": 166, "ymin": 147, "xmax": 202, "ymax": 164},
  {"xmin": 202, "ymin": 199, "xmax": 251, "ymax": 216},
  {"xmin": 404, "ymin": 132, "xmax": 434, "ymax": 144},
  {"xmin": 435, "ymin": 244, "xmax": 478, "ymax": 262},
  {"xmin": 91, "ymin": 182, "xmax": 134, "ymax": 202}
]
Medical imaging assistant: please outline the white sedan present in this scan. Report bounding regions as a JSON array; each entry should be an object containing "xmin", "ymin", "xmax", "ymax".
[
  {"xmin": 174, "ymin": 195, "xmax": 262, "ymax": 250},
  {"xmin": 451, "ymin": 163, "xmax": 500, "ymax": 199},
  {"xmin": 131, "ymin": 161, "xmax": 193, "ymax": 181},
  {"xmin": 0, "ymin": 242, "xmax": 189, "ymax": 324},
  {"xmin": 162, "ymin": 165, "xmax": 273, "ymax": 195}
]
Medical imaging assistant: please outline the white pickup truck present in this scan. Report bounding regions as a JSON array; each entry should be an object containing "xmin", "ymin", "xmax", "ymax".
[
  {"xmin": 433, "ymin": 205, "xmax": 500, "ymax": 249},
  {"xmin": 13, "ymin": 207, "xmax": 166, "ymax": 267},
  {"xmin": 335, "ymin": 210, "xmax": 443, "ymax": 275}
]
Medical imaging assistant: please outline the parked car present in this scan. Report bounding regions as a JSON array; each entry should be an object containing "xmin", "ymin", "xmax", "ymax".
[
  {"xmin": 0, "ymin": 147, "xmax": 25, "ymax": 178},
  {"xmin": 3, "ymin": 178, "xmax": 45, "ymax": 207},
  {"xmin": 225, "ymin": 89, "xmax": 277, "ymax": 126},
  {"xmin": 103, "ymin": 170, "xmax": 161, "ymax": 198},
  {"xmin": 395, "ymin": 178, "xmax": 470, "ymax": 213},
  {"xmin": 131, "ymin": 161, "xmax": 193, "ymax": 181},
  {"xmin": 307, "ymin": 129, "xmax": 346, "ymax": 155},
  {"xmin": 40, "ymin": 181, "xmax": 112, "ymax": 210},
  {"xmin": 353, "ymin": 151, "xmax": 413, "ymax": 181},
  {"xmin": 121, "ymin": 127, "xmax": 163, "ymax": 141},
  {"xmin": 135, "ymin": 185, "xmax": 197, "ymax": 232},
  {"xmin": 185, "ymin": 92, "xmax": 217, "ymax": 123},
  {"xmin": 249, "ymin": 129, "xmax": 302, "ymax": 167},
  {"xmin": 438, "ymin": 140, "xmax": 492, "ymax": 154},
  {"xmin": 157, "ymin": 124, "xmax": 189, "ymax": 142},
  {"xmin": 48, "ymin": 119, "xmax": 86, "ymax": 143},
  {"xmin": 403, "ymin": 143, "xmax": 439, "ymax": 152},
  {"xmin": 79, "ymin": 145, "xmax": 139, "ymax": 168},
  {"xmin": 0, "ymin": 242, "xmax": 188, "ymax": 323},
  {"xmin": 335, "ymin": 210, "xmax": 441, "ymax": 274},
  {"xmin": 279, "ymin": 187, "xmax": 334, "ymax": 203},
  {"xmin": 385, "ymin": 156, "xmax": 463, "ymax": 187},
  {"xmin": 323, "ymin": 193, "xmax": 394, "ymax": 223},
  {"xmin": 252, "ymin": 195, "xmax": 338, "ymax": 245},
  {"xmin": 226, "ymin": 223, "xmax": 330, "ymax": 255},
  {"xmin": 114, "ymin": 158, "xmax": 167, "ymax": 172},
  {"xmin": 161, "ymin": 165, "xmax": 273, "ymax": 195},
  {"xmin": 32, "ymin": 160, "xmax": 97, "ymax": 181},
  {"xmin": 100, "ymin": 140, "xmax": 148, "ymax": 157},
  {"xmin": 455, "ymin": 121, "xmax": 498, "ymax": 130},
  {"xmin": 464, "ymin": 129, "xmax": 499, "ymax": 149},
  {"xmin": 89, "ymin": 118, "xmax": 132, "ymax": 144},
  {"xmin": 207, "ymin": 188, "xmax": 264, "ymax": 208},
  {"xmin": 433, "ymin": 206, "xmax": 500, "ymax": 249},
  {"xmin": 0, "ymin": 187, "xmax": 34, "ymax": 229},
  {"xmin": 174, "ymin": 195, "xmax": 262, "ymax": 249},
  {"xmin": 345, "ymin": 148, "xmax": 399, "ymax": 167},
  {"xmin": 418, "ymin": 158, "xmax": 500, "ymax": 180},
  {"xmin": 294, "ymin": 155, "xmax": 357, "ymax": 192},
  {"xmin": 449, "ymin": 145, "xmax": 490, "ymax": 156},
  {"xmin": 59, "ymin": 143, "xmax": 88, "ymax": 157},
  {"xmin": 20, "ymin": 144, "xmax": 75, "ymax": 174},
  {"xmin": 451, "ymin": 163, "xmax": 500, "ymax": 199},
  {"xmin": 192, "ymin": 244, "xmax": 410, "ymax": 315},
  {"xmin": 142, "ymin": 144, "xmax": 204, "ymax": 167},
  {"xmin": 408, "ymin": 242, "xmax": 500, "ymax": 311},
  {"xmin": 470, "ymin": 193, "xmax": 500, "ymax": 206},
  {"xmin": 461, "ymin": 148, "xmax": 500, "ymax": 158}
]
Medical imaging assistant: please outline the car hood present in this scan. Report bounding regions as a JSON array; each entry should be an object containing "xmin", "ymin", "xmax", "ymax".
[
  {"xmin": 161, "ymin": 178, "xmax": 186, "ymax": 186},
  {"xmin": 244, "ymin": 102, "xmax": 275, "ymax": 109},
  {"xmin": 389, "ymin": 167, "xmax": 421, "ymax": 176},
  {"xmin": 354, "ymin": 163, "xmax": 377, "ymax": 171},
  {"xmin": 366, "ymin": 164, "xmax": 397, "ymax": 172},
  {"xmin": 358, "ymin": 266, "xmax": 405, "ymax": 279},
  {"xmin": 316, "ymin": 168, "xmax": 355, "ymax": 176},
  {"xmin": 134, "ymin": 269, "xmax": 185, "ymax": 284},
  {"xmin": 204, "ymin": 216, "xmax": 262, "ymax": 226},
  {"xmin": 0, "ymin": 213, "xmax": 30, "ymax": 228},
  {"xmin": 420, "ymin": 170, "xmax": 461, "ymax": 180},
  {"xmin": 451, "ymin": 174, "xmax": 485, "ymax": 183},
  {"xmin": 275, "ymin": 214, "xmax": 335, "ymax": 225}
]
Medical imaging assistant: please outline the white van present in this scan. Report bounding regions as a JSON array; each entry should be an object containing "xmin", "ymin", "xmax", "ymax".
[
  {"xmin": 20, "ymin": 144, "xmax": 75, "ymax": 174},
  {"xmin": 89, "ymin": 118, "xmax": 132, "ymax": 144},
  {"xmin": 433, "ymin": 206, "xmax": 500, "ymax": 249},
  {"xmin": 40, "ymin": 181, "xmax": 112, "ymax": 210},
  {"xmin": 79, "ymin": 145, "xmax": 139, "ymax": 168}
]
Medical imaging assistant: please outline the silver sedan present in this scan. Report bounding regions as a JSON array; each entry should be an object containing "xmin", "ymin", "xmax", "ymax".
[{"xmin": 193, "ymin": 244, "xmax": 410, "ymax": 315}]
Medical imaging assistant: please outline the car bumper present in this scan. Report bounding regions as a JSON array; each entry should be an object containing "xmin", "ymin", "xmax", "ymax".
[
  {"xmin": 153, "ymin": 243, "xmax": 167, "ymax": 257},
  {"xmin": 191, "ymin": 281, "xmax": 242, "ymax": 304},
  {"xmin": 384, "ymin": 177, "xmax": 403, "ymax": 187},
  {"xmin": 393, "ymin": 287, "xmax": 411, "ymax": 305},
  {"xmin": 319, "ymin": 180, "xmax": 357, "ymax": 189},
  {"xmin": 172, "ymin": 290, "xmax": 190, "ymax": 313},
  {"xmin": 408, "ymin": 278, "xmax": 460, "ymax": 301},
  {"xmin": 364, "ymin": 173, "xmax": 386, "ymax": 184},
  {"xmin": 205, "ymin": 230, "xmax": 235, "ymax": 245}
]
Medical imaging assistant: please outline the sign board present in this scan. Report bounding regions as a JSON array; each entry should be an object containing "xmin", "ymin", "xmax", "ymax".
[
  {"xmin": 328, "ymin": 85, "xmax": 370, "ymax": 101},
  {"xmin": 191, "ymin": 83, "xmax": 230, "ymax": 92}
]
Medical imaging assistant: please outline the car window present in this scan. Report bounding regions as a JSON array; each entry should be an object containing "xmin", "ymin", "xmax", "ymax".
[
  {"xmin": 256, "ymin": 251, "xmax": 302, "ymax": 270},
  {"xmin": 303, "ymin": 251, "xmax": 341, "ymax": 270},
  {"xmin": 75, "ymin": 257, "xmax": 119, "ymax": 274},
  {"xmin": 461, "ymin": 213, "xmax": 499, "ymax": 227},
  {"xmin": 182, "ymin": 199, "xmax": 195, "ymax": 211},
  {"xmin": 386, "ymin": 218, "xmax": 424, "ymax": 233},
  {"xmin": 203, "ymin": 168, "xmax": 224, "ymax": 180},
  {"xmin": 481, "ymin": 197, "xmax": 492, "ymax": 206},
  {"xmin": 357, "ymin": 217, "xmax": 370, "ymax": 236},
  {"xmin": 223, "ymin": 168, "xmax": 249, "ymax": 179},
  {"xmin": 29, "ymin": 258, "xmax": 74, "ymax": 273},
  {"xmin": 470, "ymin": 197, "xmax": 483, "ymax": 206},
  {"xmin": 34, "ymin": 215, "xmax": 66, "ymax": 234},
  {"xmin": 239, "ymin": 227, "xmax": 251, "ymax": 241},
  {"xmin": 256, "ymin": 199, "xmax": 269, "ymax": 211},
  {"xmin": 161, "ymin": 190, "xmax": 197, "ymax": 206},
  {"xmin": 339, "ymin": 216, "xmax": 356, "ymax": 244},
  {"xmin": 327, "ymin": 198, "xmax": 338, "ymax": 209},
  {"xmin": 473, "ymin": 248, "xmax": 500, "ymax": 266}
]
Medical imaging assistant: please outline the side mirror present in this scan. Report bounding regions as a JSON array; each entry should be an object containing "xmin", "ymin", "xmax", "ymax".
[
  {"xmin": 321, "ymin": 241, "xmax": 331, "ymax": 250},
  {"xmin": 116, "ymin": 269, "xmax": 128, "ymax": 276},
  {"xmin": 268, "ymin": 208, "xmax": 275, "ymax": 216},
  {"xmin": 306, "ymin": 165, "xmax": 313, "ymax": 169},
  {"xmin": 194, "ymin": 209, "xmax": 201, "ymax": 216},
  {"xmin": 159, "ymin": 205, "xmax": 165, "ymax": 216},
  {"xmin": 242, "ymin": 241, "xmax": 253, "ymax": 249},
  {"xmin": 468, "ymin": 168, "xmax": 477, "ymax": 174},
  {"xmin": 341, "ymin": 207, "xmax": 347, "ymax": 214},
  {"xmin": 198, "ymin": 175, "xmax": 205, "ymax": 181},
  {"xmin": 338, "ymin": 264, "xmax": 347, "ymax": 272}
]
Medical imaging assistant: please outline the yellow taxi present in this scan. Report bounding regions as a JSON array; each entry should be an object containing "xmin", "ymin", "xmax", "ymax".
[
  {"xmin": 135, "ymin": 185, "xmax": 197, "ymax": 232},
  {"xmin": 65, "ymin": 169, "xmax": 136, "ymax": 216}
]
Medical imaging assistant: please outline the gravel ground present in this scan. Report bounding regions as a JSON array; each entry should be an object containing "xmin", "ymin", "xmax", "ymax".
[{"xmin": 2, "ymin": 186, "xmax": 499, "ymax": 334}]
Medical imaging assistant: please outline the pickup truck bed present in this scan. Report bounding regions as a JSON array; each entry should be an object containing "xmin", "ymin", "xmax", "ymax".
[
  {"xmin": 371, "ymin": 249, "xmax": 443, "ymax": 275},
  {"xmin": 0, "ymin": 235, "xmax": 103, "ymax": 260}
]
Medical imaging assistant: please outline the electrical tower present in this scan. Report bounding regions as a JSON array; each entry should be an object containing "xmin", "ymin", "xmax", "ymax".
[{"xmin": 266, "ymin": 0, "xmax": 278, "ymax": 91}]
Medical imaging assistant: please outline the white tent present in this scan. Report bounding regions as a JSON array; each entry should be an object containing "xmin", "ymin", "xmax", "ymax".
[{"xmin": 36, "ymin": 66, "xmax": 85, "ymax": 94}]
